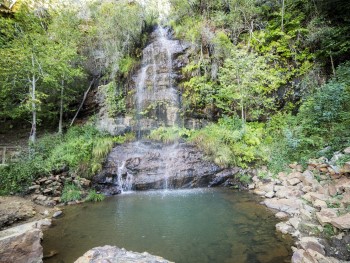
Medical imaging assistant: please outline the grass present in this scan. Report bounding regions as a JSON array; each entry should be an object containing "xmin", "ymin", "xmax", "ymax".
[
  {"xmin": 61, "ymin": 184, "xmax": 82, "ymax": 203},
  {"xmin": 86, "ymin": 190, "xmax": 105, "ymax": 202}
]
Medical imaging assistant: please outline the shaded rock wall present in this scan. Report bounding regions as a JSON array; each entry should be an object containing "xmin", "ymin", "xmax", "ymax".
[{"xmin": 93, "ymin": 141, "xmax": 240, "ymax": 194}]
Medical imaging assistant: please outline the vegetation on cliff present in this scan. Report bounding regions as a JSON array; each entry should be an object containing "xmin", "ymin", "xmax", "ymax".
[{"xmin": 163, "ymin": 0, "xmax": 350, "ymax": 170}]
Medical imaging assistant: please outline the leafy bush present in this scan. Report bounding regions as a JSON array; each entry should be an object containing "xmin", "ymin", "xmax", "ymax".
[
  {"xmin": 149, "ymin": 126, "xmax": 192, "ymax": 144},
  {"xmin": 190, "ymin": 117, "xmax": 267, "ymax": 168},
  {"xmin": 86, "ymin": 190, "xmax": 105, "ymax": 202},
  {"xmin": 61, "ymin": 184, "xmax": 82, "ymax": 202},
  {"xmin": 0, "ymin": 155, "xmax": 47, "ymax": 195},
  {"xmin": 0, "ymin": 124, "xmax": 124, "ymax": 195}
]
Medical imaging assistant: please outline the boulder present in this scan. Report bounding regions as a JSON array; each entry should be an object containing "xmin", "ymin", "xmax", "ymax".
[
  {"xmin": 340, "ymin": 162, "xmax": 350, "ymax": 174},
  {"xmin": 0, "ymin": 219, "xmax": 51, "ymax": 263},
  {"xmin": 330, "ymin": 213, "xmax": 350, "ymax": 230},
  {"xmin": 265, "ymin": 191, "xmax": 275, "ymax": 198},
  {"xmin": 74, "ymin": 245, "xmax": 172, "ymax": 263},
  {"xmin": 0, "ymin": 198, "xmax": 35, "ymax": 229},
  {"xmin": 343, "ymin": 147, "xmax": 350, "ymax": 154},
  {"xmin": 275, "ymin": 212, "xmax": 289, "ymax": 220},
  {"xmin": 316, "ymin": 209, "xmax": 338, "ymax": 226},
  {"xmin": 289, "ymin": 217, "xmax": 301, "ymax": 230},
  {"xmin": 276, "ymin": 222, "xmax": 294, "ymax": 235},
  {"xmin": 259, "ymin": 182, "xmax": 275, "ymax": 193},
  {"xmin": 312, "ymin": 199, "xmax": 328, "ymax": 209},
  {"xmin": 263, "ymin": 198, "xmax": 302, "ymax": 215},
  {"xmin": 299, "ymin": 237, "xmax": 325, "ymax": 256},
  {"xmin": 275, "ymin": 186, "xmax": 302, "ymax": 199},
  {"xmin": 291, "ymin": 249, "xmax": 314, "ymax": 263},
  {"xmin": 288, "ymin": 178, "xmax": 301, "ymax": 186},
  {"xmin": 328, "ymin": 184, "xmax": 338, "ymax": 197}
]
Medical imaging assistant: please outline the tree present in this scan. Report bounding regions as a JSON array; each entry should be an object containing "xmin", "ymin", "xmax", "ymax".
[
  {"xmin": 46, "ymin": 8, "xmax": 85, "ymax": 133},
  {"xmin": 217, "ymin": 48, "xmax": 276, "ymax": 122}
]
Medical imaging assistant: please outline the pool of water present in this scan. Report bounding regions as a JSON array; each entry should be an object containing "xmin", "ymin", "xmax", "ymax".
[{"xmin": 43, "ymin": 188, "xmax": 293, "ymax": 263}]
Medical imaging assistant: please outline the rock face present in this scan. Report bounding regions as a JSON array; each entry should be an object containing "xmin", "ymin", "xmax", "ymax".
[
  {"xmin": 75, "ymin": 245, "xmax": 172, "ymax": 263},
  {"xmin": 95, "ymin": 26, "xmax": 190, "ymax": 136},
  {"xmin": 0, "ymin": 219, "xmax": 51, "ymax": 263},
  {"xmin": 0, "ymin": 197, "xmax": 36, "ymax": 229},
  {"xmin": 94, "ymin": 140, "xmax": 240, "ymax": 194}
]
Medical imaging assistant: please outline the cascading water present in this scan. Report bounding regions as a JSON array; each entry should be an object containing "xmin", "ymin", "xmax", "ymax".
[
  {"xmin": 129, "ymin": 22, "xmax": 188, "ymax": 190},
  {"xmin": 134, "ymin": 25, "xmax": 184, "ymax": 137},
  {"xmin": 100, "ymin": 1, "xmax": 189, "ymax": 193}
]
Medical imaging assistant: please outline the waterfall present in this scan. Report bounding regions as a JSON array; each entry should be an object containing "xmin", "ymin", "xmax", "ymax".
[
  {"xmin": 134, "ymin": 25, "xmax": 182, "ymax": 137},
  {"xmin": 116, "ymin": 161, "xmax": 134, "ymax": 193}
]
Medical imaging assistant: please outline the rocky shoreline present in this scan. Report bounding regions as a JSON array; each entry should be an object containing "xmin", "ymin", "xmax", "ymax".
[{"xmin": 251, "ymin": 148, "xmax": 350, "ymax": 263}]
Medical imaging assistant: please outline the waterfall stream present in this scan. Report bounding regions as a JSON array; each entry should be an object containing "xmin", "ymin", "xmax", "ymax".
[{"xmin": 134, "ymin": 26, "xmax": 184, "ymax": 137}]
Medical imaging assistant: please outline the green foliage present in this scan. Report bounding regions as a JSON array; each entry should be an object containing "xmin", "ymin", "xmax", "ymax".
[
  {"xmin": 0, "ymin": 124, "xmax": 123, "ymax": 195},
  {"xmin": 86, "ymin": 190, "xmax": 105, "ymax": 202},
  {"xmin": 190, "ymin": 117, "xmax": 266, "ymax": 168},
  {"xmin": 47, "ymin": 125, "xmax": 115, "ymax": 178},
  {"xmin": 149, "ymin": 126, "xmax": 192, "ymax": 144},
  {"xmin": 61, "ymin": 184, "xmax": 82, "ymax": 203},
  {"xmin": 99, "ymin": 82, "xmax": 126, "ymax": 118},
  {"xmin": 119, "ymin": 56, "xmax": 137, "ymax": 77},
  {"xmin": 217, "ymin": 47, "xmax": 277, "ymax": 119},
  {"xmin": 236, "ymin": 173, "xmax": 252, "ymax": 185},
  {"xmin": 336, "ymin": 155, "xmax": 350, "ymax": 167},
  {"xmin": 323, "ymin": 224, "xmax": 336, "ymax": 238}
]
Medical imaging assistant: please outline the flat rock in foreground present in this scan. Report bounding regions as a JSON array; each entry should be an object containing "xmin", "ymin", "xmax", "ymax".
[
  {"xmin": 0, "ymin": 219, "xmax": 51, "ymax": 263},
  {"xmin": 75, "ymin": 245, "xmax": 173, "ymax": 263}
]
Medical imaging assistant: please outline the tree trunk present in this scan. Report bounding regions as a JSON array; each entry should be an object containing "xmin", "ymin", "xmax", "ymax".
[
  {"xmin": 281, "ymin": 0, "xmax": 285, "ymax": 32},
  {"xmin": 330, "ymin": 53, "xmax": 336, "ymax": 77},
  {"xmin": 29, "ymin": 73, "xmax": 36, "ymax": 144},
  {"xmin": 58, "ymin": 79, "xmax": 64, "ymax": 134},
  {"xmin": 29, "ymin": 53, "xmax": 36, "ymax": 144}
]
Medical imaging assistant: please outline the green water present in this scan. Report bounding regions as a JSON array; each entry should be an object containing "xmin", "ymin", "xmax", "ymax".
[{"xmin": 43, "ymin": 189, "xmax": 292, "ymax": 263}]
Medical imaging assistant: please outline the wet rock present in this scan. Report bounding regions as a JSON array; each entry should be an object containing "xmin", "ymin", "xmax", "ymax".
[
  {"xmin": 94, "ymin": 141, "xmax": 234, "ymax": 193},
  {"xmin": 276, "ymin": 221, "xmax": 294, "ymax": 235},
  {"xmin": 275, "ymin": 212, "xmax": 289, "ymax": 220},
  {"xmin": 248, "ymin": 183, "xmax": 255, "ymax": 190},
  {"xmin": 208, "ymin": 168, "xmax": 240, "ymax": 187},
  {"xmin": 253, "ymin": 189, "xmax": 266, "ymax": 196},
  {"xmin": 324, "ymin": 233, "xmax": 350, "ymax": 261},
  {"xmin": 52, "ymin": 211, "xmax": 63, "ymax": 218},
  {"xmin": 75, "ymin": 245, "xmax": 172, "ymax": 263}
]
